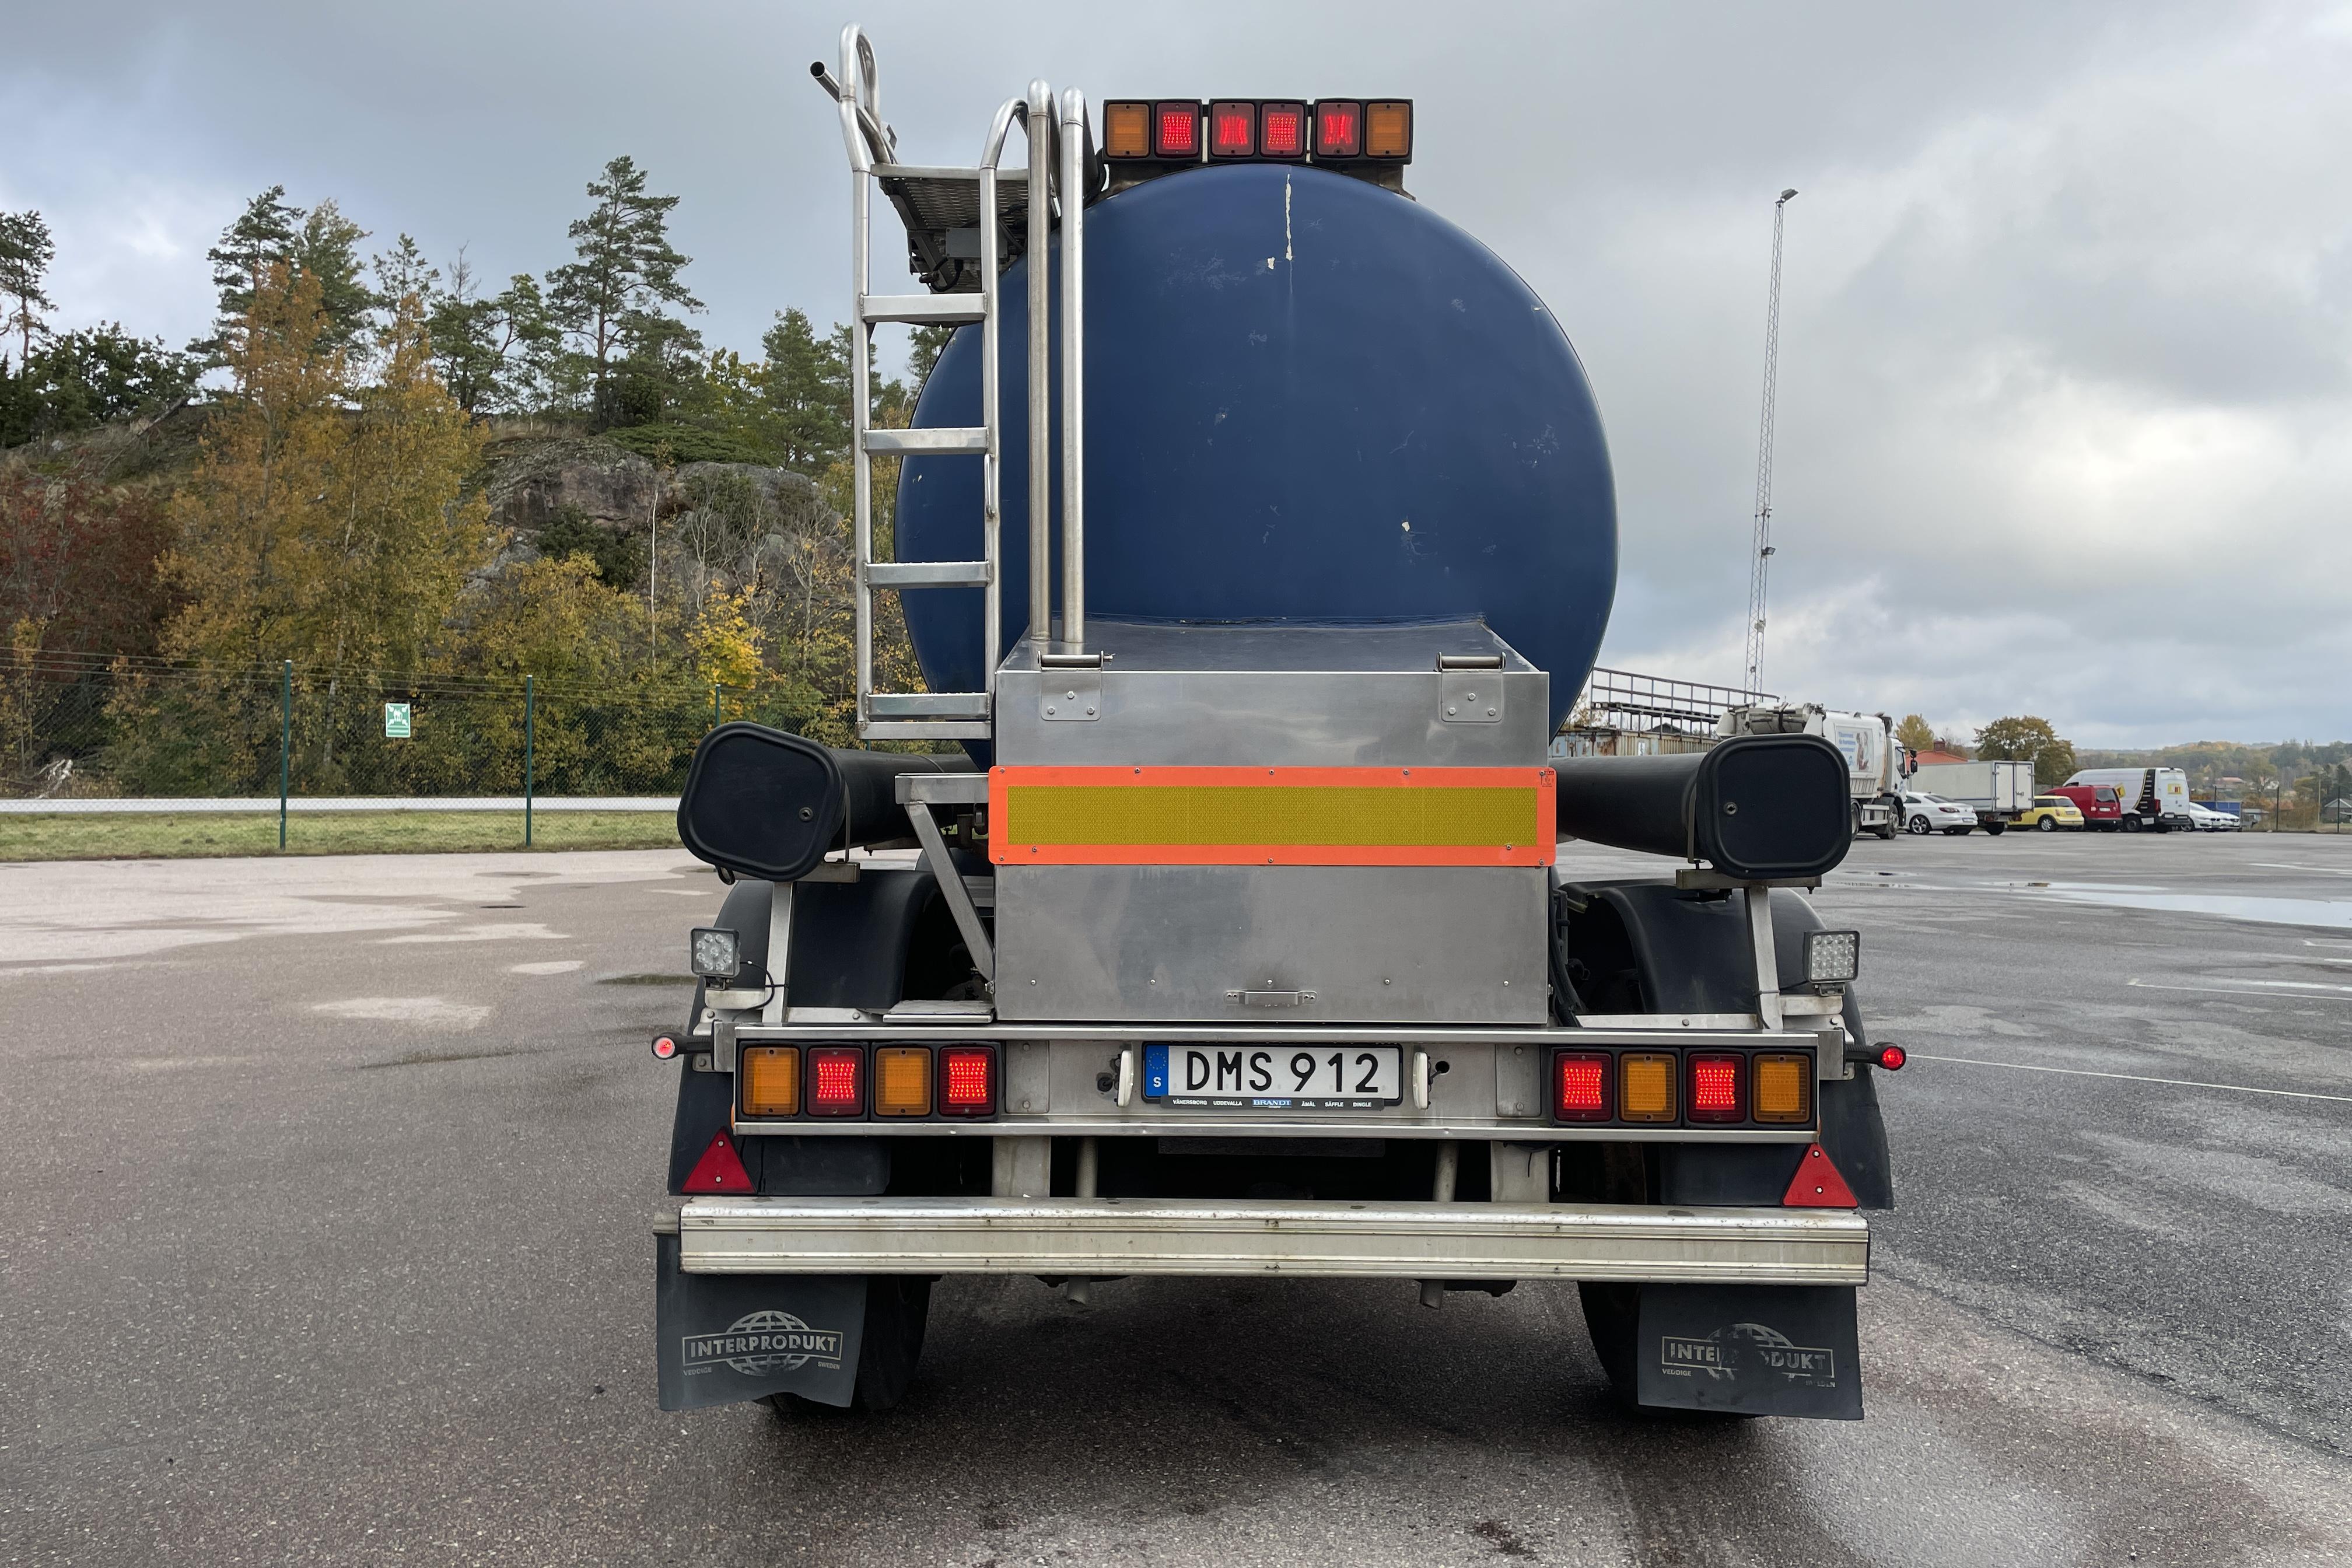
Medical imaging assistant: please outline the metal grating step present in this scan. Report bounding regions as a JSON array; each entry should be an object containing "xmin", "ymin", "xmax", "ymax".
[
  {"xmin": 868, "ymin": 692, "xmax": 991, "ymax": 719},
  {"xmin": 865, "ymin": 561, "xmax": 992, "ymax": 589},
  {"xmin": 860, "ymin": 293, "xmax": 987, "ymax": 326},
  {"xmin": 865, "ymin": 426, "xmax": 988, "ymax": 455},
  {"xmin": 875, "ymin": 167, "xmax": 1031, "ymax": 295}
]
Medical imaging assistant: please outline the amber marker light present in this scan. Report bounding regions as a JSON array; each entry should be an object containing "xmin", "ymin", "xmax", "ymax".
[
  {"xmin": 1365, "ymin": 100, "xmax": 1413, "ymax": 159},
  {"xmin": 1104, "ymin": 101, "xmax": 1151, "ymax": 159},
  {"xmin": 874, "ymin": 1046, "xmax": 934, "ymax": 1118},
  {"xmin": 1618, "ymin": 1053, "xmax": 1678, "ymax": 1124},
  {"xmin": 1752, "ymin": 1054, "xmax": 1813, "ymax": 1124},
  {"xmin": 740, "ymin": 1045, "xmax": 801, "ymax": 1117}
]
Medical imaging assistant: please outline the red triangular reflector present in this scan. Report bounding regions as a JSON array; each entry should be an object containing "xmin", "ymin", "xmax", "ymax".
[
  {"xmin": 684, "ymin": 1129, "xmax": 754, "ymax": 1194},
  {"xmin": 1783, "ymin": 1142, "xmax": 1859, "ymax": 1208}
]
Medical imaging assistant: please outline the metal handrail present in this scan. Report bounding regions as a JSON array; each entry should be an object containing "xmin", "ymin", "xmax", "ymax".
[
  {"xmin": 1058, "ymin": 88, "xmax": 1091, "ymax": 649},
  {"xmin": 1024, "ymin": 80, "xmax": 1055, "ymax": 646}
]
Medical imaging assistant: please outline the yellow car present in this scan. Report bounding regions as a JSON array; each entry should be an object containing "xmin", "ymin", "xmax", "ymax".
[{"xmin": 2014, "ymin": 795, "xmax": 2085, "ymax": 832}]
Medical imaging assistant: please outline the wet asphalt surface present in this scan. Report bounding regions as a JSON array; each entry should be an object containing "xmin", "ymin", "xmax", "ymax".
[{"xmin": 2, "ymin": 832, "xmax": 2348, "ymax": 1566}]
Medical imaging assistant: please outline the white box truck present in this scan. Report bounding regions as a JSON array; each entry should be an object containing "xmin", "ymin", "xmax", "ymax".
[
  {"xmin": 1908, "ymin": 760, "xmax": 2035, "ymax": 835},
  {"xmin": 2062, "ymin": 766, "xmax": 2193, "ymax": 832}
]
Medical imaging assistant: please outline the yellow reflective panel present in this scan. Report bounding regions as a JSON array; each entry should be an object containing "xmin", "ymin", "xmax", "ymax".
[
  {"xmin": 741, "ymin": 1046, "xmax": 800, "ymax": 1118},
  {"xmin": 874, "ymin": 1046, "xmax": 933, "ymax": 1117},
  {"xmin": 1619, "ymin": 1054, "xmax": 1676, "ymax": 1123},
  {"xmin": 1753, "ymin": 1054, "xmax": 1812, "ymax": 1124},
  {"xmin": 1003, "ymin": 785, "xmax": 1538, "ymax": 849}
]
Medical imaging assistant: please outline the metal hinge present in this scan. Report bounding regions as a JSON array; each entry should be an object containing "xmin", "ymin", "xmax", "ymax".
[{"xmin": 1439, "ymin": 653, "xmax": 1504, "ymax": 724}]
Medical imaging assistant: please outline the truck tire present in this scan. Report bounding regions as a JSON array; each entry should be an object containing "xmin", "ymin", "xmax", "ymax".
[
  {"xmin": 2036, "ymin": 816, "xmax": 2056, "ymax": 831},
  {"xmin": 1875, "ymin": 820, "xmax": 1898, "ymax": 841},
  {"xmin": 767, "ymin": 1275, "xmax": 932, "ymax": 1418},
  {"xmin": 1983, "ymin": 821, "xmax": 2006, "ymax": 836},
  {"xmin": 2122, "ymin": 815, "xmax": 2143, "ymax": 833},
  {"xmin": 1907, "ymin": 814, "xmax": 1931, "ymax": 835}
]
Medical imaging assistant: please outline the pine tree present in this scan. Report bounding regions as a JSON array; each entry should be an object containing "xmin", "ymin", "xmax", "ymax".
[
  {"xmin": 197, "ymin": 187, "xmax": 303, "ymax": 360},
  {"xmin": 547, "ymin": 156, "xmax": 702, "ymax": 427},
  {"xmin": 293, "ymin": 200, "xmax": 379, "ymax": 358},
  {"xmin": 0, "ymin": 211, "xmax": 57, "ymax": 366},
  {"xmin": 756, "ymin": 309, "xmax": 849, "ymax": 474}
]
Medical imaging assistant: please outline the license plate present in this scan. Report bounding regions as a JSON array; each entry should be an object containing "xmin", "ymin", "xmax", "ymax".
[{"xmin": 1144, "ymin": 1044, "xmax": 1402, "ymax": 1108}]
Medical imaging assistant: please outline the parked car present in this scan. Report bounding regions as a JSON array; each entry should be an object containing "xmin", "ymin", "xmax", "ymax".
[
  {"xmin": 2047, "ymin": 783, "xmax": 2125, "ymax": 831},
  {"xmin": 2185, "ymin": 802, "xmax": 2241, "ymax": 832},
  {"xmin": 1901, "ymin": 792, "xmax": 1980, "ymax": 835},
  {"xmin": 2014, "ymin": 795, "xmax": 2086, "ymax": 832}
]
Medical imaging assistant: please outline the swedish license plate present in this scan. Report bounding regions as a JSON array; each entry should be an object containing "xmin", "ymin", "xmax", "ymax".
[{"xmin": 1144, "ymin": 1044, "xmax": 1402, "ymax": 1108}]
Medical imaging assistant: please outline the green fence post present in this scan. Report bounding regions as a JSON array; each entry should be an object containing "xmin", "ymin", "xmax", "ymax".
[
  {"xmin": 524, "ymin": 674, "xmax": 535, "ymax": 849},
  {"xmin": 278, "ymin": 659, "xmax": 292, "ymax": 850}
]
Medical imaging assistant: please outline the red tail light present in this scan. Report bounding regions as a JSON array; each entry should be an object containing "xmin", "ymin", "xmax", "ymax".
[
  {"xmin": 1258, "ymin": 101, "xmax": 1307, "ymax": 160},
  {"xmin": 1552, "ymin": 1051, "xmax": 1612, "ymax": 1122},
  {"xmin": 1208, "ymin": 101, "xmax": 1255, "ymax": 159},
  {"xmin": 807, "ymin": 1046, "xmax": 866, "ymax": 1117},
  {"xmin": 1876, "ymin": 1044, "xmax": 1907, "ymax": 1072},
  {"xmin": 682, "ymin": 1129, "xmax": 754, "ymax": 1194},
  {"xmin": 1688, "ymin": 1054, "xmax": 1746, "ymax": 1123},
  {"xmin": 939, "ymin": 1044, "xmax": 998, "ymax": 1116},
  {"xmin": 1314, "ymin": 100, "xmax": 1362, "ymax": 158},
  {"xmin": 1154, "ymin": 101, "xmax": 1200, "ymax": 159}
]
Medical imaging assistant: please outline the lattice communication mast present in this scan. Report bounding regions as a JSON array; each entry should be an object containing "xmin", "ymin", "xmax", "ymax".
[{"xmin": 1743, "ymin": 187, "xmax": 1798, "ymax": 696}]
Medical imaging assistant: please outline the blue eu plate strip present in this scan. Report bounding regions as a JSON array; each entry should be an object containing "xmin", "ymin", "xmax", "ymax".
[{"xmin": 1143, "ymin": 1044, "xmax": 1169, "ymax": 1100}]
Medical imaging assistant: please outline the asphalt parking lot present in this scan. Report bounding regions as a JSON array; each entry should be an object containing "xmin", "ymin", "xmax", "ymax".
[{"xmin": 2, "ymin": 830, "xmax": 2349, "ymax": 1566}]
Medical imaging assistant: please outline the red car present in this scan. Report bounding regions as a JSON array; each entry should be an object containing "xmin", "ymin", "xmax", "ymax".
[{"xmin": 2047, "ymin": 783, "xmax": 2124, "ymax": 831}]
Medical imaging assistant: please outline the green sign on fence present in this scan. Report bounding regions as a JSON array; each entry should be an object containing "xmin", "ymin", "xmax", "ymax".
[{"xmin": 383, "ymin": 702, "xmax": 412, "ymax": 739}]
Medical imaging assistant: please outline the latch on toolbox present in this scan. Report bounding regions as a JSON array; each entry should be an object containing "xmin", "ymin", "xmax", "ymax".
[
  {"xmin": 1438, "ymin": 653, "xmax": 1504, "ymax": 724},
  {"xmin": 1040, "ymin": 650, "xmax": 1102, "ymax": 722}
]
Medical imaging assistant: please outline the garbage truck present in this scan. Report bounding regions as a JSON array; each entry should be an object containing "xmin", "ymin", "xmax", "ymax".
[
  {"xmin": 1717, "ymin": 704, "xmax": 1903, "ymax": 839},
  {"xmin": 649, "ymin": 24, "xmax": 1901, "ymax": 1423}
]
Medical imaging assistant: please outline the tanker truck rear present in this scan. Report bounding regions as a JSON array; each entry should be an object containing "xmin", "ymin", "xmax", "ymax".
[{"xmin": 649, "ymin": 24, "xmax": 1901, "ymax": 1422}]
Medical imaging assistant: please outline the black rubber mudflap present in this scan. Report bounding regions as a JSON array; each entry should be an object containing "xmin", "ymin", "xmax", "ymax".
[
  {"xmin": 654, "ymin": 1234, "xmax": 867, "ymax": 1410},
  {"xmin": 1635, "ymin": 1283, "xmax": 1863, "ymax": 1419}
]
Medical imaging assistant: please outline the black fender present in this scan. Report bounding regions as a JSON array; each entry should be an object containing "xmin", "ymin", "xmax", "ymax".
[
  {"xmin": 1554, "ymin": 879, "xmax": 1894, "ymax": 1209},
  {"xmin": 666, "ymin": 866, "xmax": 979, "ymax": 1197}
]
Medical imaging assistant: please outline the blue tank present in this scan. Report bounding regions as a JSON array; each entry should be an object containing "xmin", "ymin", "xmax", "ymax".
[{"xmin": 897, "ymin": 163, "xmax": 1616, "ymax": 735}]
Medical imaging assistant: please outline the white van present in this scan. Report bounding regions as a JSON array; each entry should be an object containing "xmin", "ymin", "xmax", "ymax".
[{"xmin": 2061, "ymin": 767, "xmax": 2192, "ymax": 832}]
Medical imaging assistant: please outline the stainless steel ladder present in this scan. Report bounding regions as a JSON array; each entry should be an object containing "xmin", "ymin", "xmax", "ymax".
[{"xmin": 818, "ymin": 25, "xmax": 1094, "ymax": 741}]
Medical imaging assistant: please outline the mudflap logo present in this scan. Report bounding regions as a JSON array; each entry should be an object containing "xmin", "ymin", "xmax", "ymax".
[
  {"xmin": 682, "ymin": 1310, "xmax": 845, "ymax": 1378},
  {"xmin": 1660, "ymin": 1321, "xmax": 1838, "ymax": 1388}
]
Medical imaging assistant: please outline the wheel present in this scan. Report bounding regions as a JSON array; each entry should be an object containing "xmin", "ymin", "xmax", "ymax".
[
  {"xmin": 1984, "ymin": 821, "xmax": 2006, "ymax": 836},
  {"xmin": 2037, "ymin": 816, "xmax": 2057, "ymax": 832},
  {"xmin": 1908, "ymin": 815, "xmax": 1931, "ymax": 835},
  {"xmin": 1875, "ymin": 821, "xmax": 1898, "ymax": 841},
  {"xmin": 1944, "ymin": 827, "xmax": 1969, "ymax": 835},
  {"xmin": 2121, "ymin": 814, "xmax": 2143, "ymax": 833},
  {"xmin": 765, "ymin": 1275, "xmax": 931, "ymax": 1418}
]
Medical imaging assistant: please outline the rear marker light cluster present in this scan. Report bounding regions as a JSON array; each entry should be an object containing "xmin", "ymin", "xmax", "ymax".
[
  {"xmin": 736, "ymin": 1044, "xmax": 998, "ymax": 1123},
  {"xmin": 1547, "ymin": 1047, "xmax": 1815, "ymax": 1130},
  {"xmin": 1102, "ymin": 97, "xmax": 1412, "ymax": 166}
]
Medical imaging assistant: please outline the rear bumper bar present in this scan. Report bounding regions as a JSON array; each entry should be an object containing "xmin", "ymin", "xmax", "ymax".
[{"xmin": 670, "ymin": 1196, "xmax": 1869, "ymax": 1286}]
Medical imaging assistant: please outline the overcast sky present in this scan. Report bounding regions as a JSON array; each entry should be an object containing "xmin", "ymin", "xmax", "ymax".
[{"xmin": 8, "ymin": 1, "xmax": 2348, "ymax": 746}]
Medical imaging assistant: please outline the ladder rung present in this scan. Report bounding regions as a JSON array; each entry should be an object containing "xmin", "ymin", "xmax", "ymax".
[
  {"xmin": 862, "ymin": 294, "xmax": 986, "ymax": 326},
  {"xmin": 867, "ymin": 561, "xmax": 992, "ymax": 589},
  {"xmin": 866, "ymin": 427, "xmax": 987, "ymax": 455},
  {"xmin": 869, "ymin": 692, "xmax": 991, "ymax": 719},
  {"xmin": 872, "ymin": 164, "xmax": 1027, "ymax": 183},
  {"xmin": 862, "ymin": 721, "xmax": 995, "ymax": 741}
]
